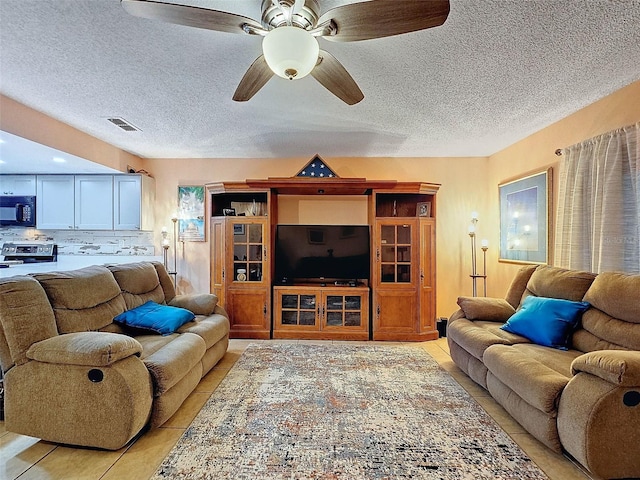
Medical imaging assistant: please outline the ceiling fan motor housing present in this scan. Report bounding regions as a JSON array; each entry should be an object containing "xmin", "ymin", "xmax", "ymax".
[{"xmin": 261, "ymin": 0, "xmax": 320, "ymax": 30}]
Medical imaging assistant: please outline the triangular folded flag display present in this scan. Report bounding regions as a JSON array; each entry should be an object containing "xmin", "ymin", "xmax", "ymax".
[{"xmin": 295, "ymin": 155, "xmax": 339, "ymax": 178}]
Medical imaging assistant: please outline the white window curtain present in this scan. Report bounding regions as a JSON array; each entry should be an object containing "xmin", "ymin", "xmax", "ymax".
[{"xmin": 555, "ymin": 122, "xmax": 640, "ymax": 273}]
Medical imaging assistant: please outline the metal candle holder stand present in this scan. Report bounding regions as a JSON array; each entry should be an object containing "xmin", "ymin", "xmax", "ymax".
[
  {"xmin": 161, "ymin": 217, "xmax": 179, "ymax": 283},
  {"xmin": 468, "ymin": 214, "xmax": 488, "ymax": 297}
]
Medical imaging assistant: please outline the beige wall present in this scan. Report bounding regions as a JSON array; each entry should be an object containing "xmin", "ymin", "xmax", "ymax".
[
  {"xmin": 0, "ymin": 94, "xmax": 145, "ymax": 173},
  {"xmin": 487, "ymin": 80, "xmax": 640, "ymax": 293},
  {"xmin": 3, "ymin": 79, "xmax": 639, "ymax": 323},
  {"xmin": 147, "ymin": 156, "xmax": 489, "ymax": 320}
]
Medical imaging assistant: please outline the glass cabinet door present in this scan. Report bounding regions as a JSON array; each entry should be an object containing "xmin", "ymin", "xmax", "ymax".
[
  {"xmin": 379, "ymin": 224, "xmax": 412, "ymax": 283},
  {"xmin": 280, "ymin": 294, "xmax": 317, "ymax": 326},
  {"xmin": 232, "ymin": 221, "xmax": 264, "ymax": 282},
  {"xmin": 325, "ymin": 294, "xmax": 363, "ymax": 327}
]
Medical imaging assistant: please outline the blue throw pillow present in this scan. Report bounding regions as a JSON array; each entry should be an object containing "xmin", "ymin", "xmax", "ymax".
[
  {"xmin": 114, "ymin": 301, "xmax": 195, "ymax": 335},
  {"xmin": 501, "ymin": 296, "xmax": 590, "ymax": 349}
]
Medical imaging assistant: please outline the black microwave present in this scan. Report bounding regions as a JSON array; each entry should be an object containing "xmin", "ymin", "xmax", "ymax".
[{"xmin": 0, "ymin": 196, "xmax": 36, "ymax": 227}]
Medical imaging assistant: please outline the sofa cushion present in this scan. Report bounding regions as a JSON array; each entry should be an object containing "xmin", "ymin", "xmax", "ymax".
[
  {"xmin": 484, "ymin": 343, "xmax": 581, "ymax": 413},
  {"xmin": 456, "ymin": 296, "xmax": 515, "ymax": 322},
  {"xmin": 0, "ymin": 276, "xmax": 58, "ymax": 368},
  {"xmin": 142, "ymin": 332, "xmax": 206, "ymax": 395},
  {"xmin": 114, "ymin": 301, "xmax": 195, "ymax": 336},
  {"xmin": 447, "ymin": 318, "xmax": 530, "ymax": 361},
  {"xmin": 152, "ymin": 261, "xmax": 176, "ymax": 303},
  {"xmin": 107, "ymin": 262, "xmax": 165, "ymax": 309},
  {"xmin": 574, "ymin": 272, "xmax": 640, "ymax": 352},
  {"xmin": 504, "ymin": 265, "xmax": 538, "ymax": 308},
  {"xmin": 169, "ymin": 294, "xmax": 218, "ymax": 316},
  {"xmin": 32, "ymin": 266, "xmax": 126, "ymax": 334},
  {"xmin": 177, "ymin": 314, "xmax": 230, "ymax": 349},
  {"xmin": 501, "ymin": 296, "xmax": 590, "ymax": 350},
  {"xmin": 524, "ymin": 266, "xmax": 596, "ymax": 302}
]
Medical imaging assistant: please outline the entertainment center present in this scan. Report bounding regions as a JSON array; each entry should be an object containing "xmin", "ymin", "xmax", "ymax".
[{"xmin": 207, "ymin": 167, "xmax": 439, "ymax": 341}]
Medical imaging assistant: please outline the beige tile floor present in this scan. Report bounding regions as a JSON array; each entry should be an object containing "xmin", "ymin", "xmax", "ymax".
[{"xmin": 0, "ymin": 338, "xmax": 595, "ymax": 480}]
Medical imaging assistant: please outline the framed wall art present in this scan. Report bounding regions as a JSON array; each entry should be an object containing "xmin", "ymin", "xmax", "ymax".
[
  {"xmin": 499, "ymin": 167, "xmax": 552, "ymax": 264},
  {"xmin": 178, "ymin": 186, "xmax": 206, "ymax": 242}
]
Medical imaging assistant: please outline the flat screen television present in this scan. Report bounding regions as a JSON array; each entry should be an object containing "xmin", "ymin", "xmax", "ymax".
[{"xmin": 275, "ymin": 225, "xmax": 370, "ymax": 283}]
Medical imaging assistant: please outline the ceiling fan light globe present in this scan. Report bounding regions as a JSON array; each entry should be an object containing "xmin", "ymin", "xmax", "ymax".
[{"xmin": 262, "ymin": 26, "xmax": 319, "ymax": 80}]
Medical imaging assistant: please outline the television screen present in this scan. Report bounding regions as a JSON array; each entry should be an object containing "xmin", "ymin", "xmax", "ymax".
[{"xmin": 275, "ymin": 225, "xmax": 370, "ymax": 282}]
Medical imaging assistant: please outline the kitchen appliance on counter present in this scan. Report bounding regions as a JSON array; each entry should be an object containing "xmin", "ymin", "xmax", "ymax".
[
  {"xmin": 1, "ymin": 243, "xmax": 57, "ymax": 263},
  {"xmin": 0, "ymin": 196, "xmax": 36, "ymax": 227}
]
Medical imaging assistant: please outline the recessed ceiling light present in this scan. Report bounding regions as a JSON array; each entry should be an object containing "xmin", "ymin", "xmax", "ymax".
[
  {"xmin": 0, "ymin": 160, "xmax": 5, "ymax": 164},
  {"xmin": 53, "ymin": 157, "xmax": 66, "ymax": 163}
]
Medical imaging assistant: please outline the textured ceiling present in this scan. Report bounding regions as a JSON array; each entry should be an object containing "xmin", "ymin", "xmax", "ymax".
[{"xmin": 1, "ymin": 0, "xmax": 640, "ymax": 165}]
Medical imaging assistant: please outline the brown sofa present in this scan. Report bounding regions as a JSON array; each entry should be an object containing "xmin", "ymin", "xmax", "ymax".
[
  {"xmin": 447, "ymin": 265, "xmax": 640, "ymax": 479},
  {"xmin": 0, "ymin": 261, "xmax": 230, "ymax": 450}
]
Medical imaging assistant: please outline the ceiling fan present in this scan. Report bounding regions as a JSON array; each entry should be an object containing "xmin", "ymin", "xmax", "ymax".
[{"xmin": 121, "ymin": 0, "xmax": 450, "ymax": 105}]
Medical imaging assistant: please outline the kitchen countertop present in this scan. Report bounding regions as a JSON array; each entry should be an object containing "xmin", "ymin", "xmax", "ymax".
[{"xmin": 0, "ymin": 255, "xmax": 163, "ymax": 278}]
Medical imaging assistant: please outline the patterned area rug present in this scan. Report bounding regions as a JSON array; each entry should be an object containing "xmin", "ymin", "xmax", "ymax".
[{"xmin": 153, "ymin": 343, "xmax": 547, "ymax": 479}]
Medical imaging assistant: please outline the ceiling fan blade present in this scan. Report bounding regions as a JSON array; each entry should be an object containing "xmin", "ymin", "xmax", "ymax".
[
  {"xmin": 317, "ymin": 0, "xmax": 450, "ymax": 42},
  {"xmin": 121, "ymin": 0, "xmax": 264, "ymax": 35},
  {"xmin": 311, "ymin": 50, "xmax": 364, "ymax": 105},
  {"xmin": 233, "ymin": 55, "xmax": 274, "ymax": 102}
]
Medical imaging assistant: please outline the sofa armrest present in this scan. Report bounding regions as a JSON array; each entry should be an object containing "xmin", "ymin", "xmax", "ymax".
[
  {"xmin": 571, "ymin": 350, "xmax": 640, "ymax": 386},
  {"xmin": 26, "ymin": 332, "xmax": 142, "ymax": 367},
  {"xmin": 169, "ymin": 293, "xmax": 218, "ymax": 316},
  {"xmin": 456, "ymin": 296, "xmax": 516, "ymax": 322}
]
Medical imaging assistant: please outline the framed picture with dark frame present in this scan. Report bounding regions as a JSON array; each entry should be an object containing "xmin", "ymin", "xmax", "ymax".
[
  {"xmin": 499, "ymin": 167, "xmax": 552, "ymax": 264},
  {"xmin": 417, "ymin": 202, "xmax": 431, "ymax": 217},
  {"xmin": 308, "ymin": 228, "xmax": 325, "ymax": 244}
]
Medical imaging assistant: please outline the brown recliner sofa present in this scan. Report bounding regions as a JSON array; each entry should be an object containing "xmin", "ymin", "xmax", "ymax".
[
  {"xmin": 447, "ymin": 265, "xmax": 640, "ymax": 480},
  {"xmin": 0, "ymin": 261, "xmax": 230, "ymax": 450}
]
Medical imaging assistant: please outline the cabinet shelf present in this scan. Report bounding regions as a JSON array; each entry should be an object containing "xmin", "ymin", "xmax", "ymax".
[
  {"xmin": 210, "ymin": 191, "xmax": 268, "ymax": 217},
  {"xmin": 375, "ymin": 193, "xmax": 435, "ymax": 218}
]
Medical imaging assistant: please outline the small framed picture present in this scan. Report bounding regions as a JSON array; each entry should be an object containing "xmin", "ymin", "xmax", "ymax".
[
  {"xmin": 234, "ymin": 223, "xmax": 245, "ymax": 236},
  {"xmin": 308, "ymin": 228, "xmax": 325, "ymax": 244},
  {"xmin": 223, "ymin": 208, "xmax": 236, "ymax": 216},
  {"xmin": 417, "ymin": 202, "xmax": 431, "ymax": 217}
]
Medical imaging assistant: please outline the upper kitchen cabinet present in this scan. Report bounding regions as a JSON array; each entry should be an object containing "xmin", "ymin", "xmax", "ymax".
[
  {"xmin": 35, "ymin": 174, "xmax": 155, "ymax": 231},
  {"xmin": 36, "ymin": 175, "xmax": 75, "ymax": 229},
  {"xmin": 1, "ymin": 175, "xmax": 36, "ymax": 196},
  {"xmin": 113, "ymin": 175, "xmax": 155, "ymax": 230},
  {"xmin": 37, "ymin": 175, "xmax": 113, "ymax": 230},
  {"xmin": 74, "ymin": 175, "xmax": 113, "ymax": 230}
]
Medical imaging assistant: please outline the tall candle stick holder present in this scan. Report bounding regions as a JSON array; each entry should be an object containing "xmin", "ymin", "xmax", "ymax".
[
  {"xmin": 161, "ymin": 217, "xmax": 179, "ymax": 284},
  {"xmin": 468, "ymin": 212, "xmax": 488, "ymax": 297}
]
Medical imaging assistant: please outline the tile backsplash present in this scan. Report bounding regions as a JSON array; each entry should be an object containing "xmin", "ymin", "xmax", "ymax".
[{"xmin": 0, "ymin": 228, "xmax": 156, "ymax": 255}]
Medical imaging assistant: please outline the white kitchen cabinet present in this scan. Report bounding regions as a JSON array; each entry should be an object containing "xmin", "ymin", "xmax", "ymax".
[
  {"xmin": 113, "ymin": 174, "xmax": 155, "ymax": 230},
  {"xmin": 36, "ymin": 175, "xmax": 75, "ymax": 229},
  {"xmin": 37, "ymin": 175, "xmax": 113, "ymax": 230},
  {"xmin": 74, "ymin": 175, "xmax": 113, "ymax": 230},
  {"xmin": 1, "ymin": 175, "xmax": 36, "ymax": 196}
]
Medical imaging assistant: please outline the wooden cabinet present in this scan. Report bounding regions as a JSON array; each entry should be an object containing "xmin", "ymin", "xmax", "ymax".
[
  {"xmin": 209, "ymin": 191, "xmax": 271, "ymax": 339},
  {"xmin": 207, "ymin": 178, "xmax": 439, "ymax": 342},
  {"xmin": 372, "ymin": 191, "xmax": 438, "ymax": 341},
  {"xmin": 273, "ymin": 285, "xmax": 369, "ymax": 340},
  {"xmin": 1, "ymin": 175, "xmax": 36, "ymax": 196},
  {"xmin": 113, "ymin": 174, "xmax": 155, "ymax": 230}
]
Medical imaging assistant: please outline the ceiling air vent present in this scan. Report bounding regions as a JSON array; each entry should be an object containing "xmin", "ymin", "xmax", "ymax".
[{"xmin": 106, "ymin": 117, "xmax": 141, "ymax": 132}]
